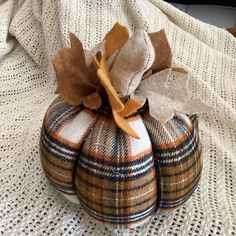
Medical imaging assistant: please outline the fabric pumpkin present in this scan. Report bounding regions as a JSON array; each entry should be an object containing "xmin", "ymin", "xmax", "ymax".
[
  {"xmin": 40, "ymin": 23, "xmax": 209, "ymax": 229},
  {"xmin": 40, "ymin": 96, "xmax": 202, "ymax": 228}
]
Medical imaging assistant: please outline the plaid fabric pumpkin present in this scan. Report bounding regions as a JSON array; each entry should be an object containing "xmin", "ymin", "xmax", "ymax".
[{"xmin": 40, "ymin": 96, "xmax": 202, "ymax": 228}]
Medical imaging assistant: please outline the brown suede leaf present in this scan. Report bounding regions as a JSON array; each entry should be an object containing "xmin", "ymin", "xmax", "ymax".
[
  {"xmin": 104, "ymin": 22, "xmax": 129, "ymax": 59},
  {"xmin": 149, "ymin": 29, "xmax": 172, "ymax": 73},
  {"xmin": 82, "ymin": 92, "xmax": 102, "ymax": 109},
  {"xmin": 53, "ymin": 32, "xmax": 96, "ymax": 105},
  {"xmin": 84, "ymin": 43, "xmax": 104, "ymax": 87}
]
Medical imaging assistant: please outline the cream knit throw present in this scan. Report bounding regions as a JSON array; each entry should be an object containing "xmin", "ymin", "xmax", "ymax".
[{"xmin": 0, "ymin": 0, "xmax": 236, "ymax": 235}]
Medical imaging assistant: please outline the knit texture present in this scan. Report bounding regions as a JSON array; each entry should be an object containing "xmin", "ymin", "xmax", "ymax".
[{"xmin": 0, "ymin": 0, "xmax": 236, "ymax": 235}]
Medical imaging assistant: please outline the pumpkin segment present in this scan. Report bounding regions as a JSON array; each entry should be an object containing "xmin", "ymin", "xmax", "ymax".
[
  {"xmin": 76, "ymin": 114, "xmax": 157, "ymax": 227},
  {"xmin": 142, "ymin": 112, "xmax": 202, "ymax": 208}
]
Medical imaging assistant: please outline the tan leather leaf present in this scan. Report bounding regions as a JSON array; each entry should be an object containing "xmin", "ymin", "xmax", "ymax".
[
  {"xmin": 149, "ymin": 29, "xmax": 172, "ymax": 73},
  {"xmin": 111, "ymin": 30, "xmax": 155, "ymax": 97},
  {"xmin": 112, "ymin": 109, "xmax": 140, "ymax": 139},
  {"xmin": 53, "ymin": 32, "xmax": 96, "ymax": 105},
  {"xmin": 104, "ymin": 22, "xmax": 129, "ymax": 60},
  {"xmin": 118, "ymin": 99, "xmax": 142, "ymax": 117},
  {"xmin": 178, "ymin": 98, "xmax": 212, "ymax": 115},
  {"xmin": 172, "ymin": 67, "xmax": 187, "ymax": 74},
  {"xmin": 137, "ymin": 69, "xmax": 211, "ymax": 124},
  {"xmin": 82, "ymin": 92, "xmax": 102, "ymax": 109},
  {"xmin": 142, "ymin": 69, "xmax": 153, "ymax": 80}
]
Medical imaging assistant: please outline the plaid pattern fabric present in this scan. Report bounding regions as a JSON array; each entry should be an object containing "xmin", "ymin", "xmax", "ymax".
[
  {"xmin": 40, "ymin": 97, "xmax": 98, "ymax": 196},
  {"xmin": 76, "ymin": 114, "xmax": 157, "ymax": 228},
  {"xmin": 142, "ymin": 112, "xmax": 202, "ymax": 209},
  {"xmin": 40, "ymin": 96, "xmax": 203, "ymax": 228}
]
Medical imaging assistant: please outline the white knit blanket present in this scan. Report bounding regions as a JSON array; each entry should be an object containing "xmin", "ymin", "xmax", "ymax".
[{"xmin": 0, "ymin": 0, "xmax": 236, "ymax": 235}]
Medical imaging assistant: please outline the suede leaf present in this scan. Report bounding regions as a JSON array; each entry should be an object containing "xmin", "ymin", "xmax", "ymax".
[
  {"xmin": 82, "ymin": 92, "xmax": 102, "ymax": 109},
  {"xmin": 149, "ymin": 29, "xmax": 172, "ymax": 73},
  {"xmin": 53, "ymin": 33, "xmax": 98, "ymax": 106},
  {"xmin": 104, "ymin": 22, "xmax": 129, "ymax": 59},
  {"xmin": 111, "ymin": 30, "xmax": 155, "ymax": 97},
  {"xmin": 136, "ymin": 69, "xmax": 211, "ymax": 124}
]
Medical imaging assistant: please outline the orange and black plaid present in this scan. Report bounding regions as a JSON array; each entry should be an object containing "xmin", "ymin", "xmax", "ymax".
[{"xmin": 40, "ymin": 96, "xmax": 202, "ymax": 228}]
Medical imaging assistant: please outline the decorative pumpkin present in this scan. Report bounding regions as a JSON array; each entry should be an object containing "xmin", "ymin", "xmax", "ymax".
[{"xmin": 40, "ymin": 23, "xmax": 210, "ymax": 229}]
